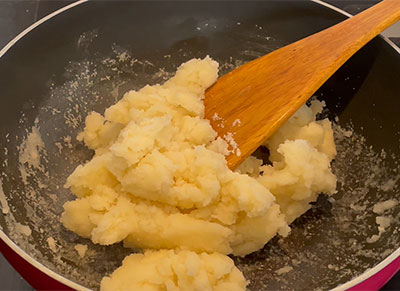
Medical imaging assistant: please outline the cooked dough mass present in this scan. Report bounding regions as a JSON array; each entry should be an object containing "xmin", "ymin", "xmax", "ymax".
[{"xmin": 61, "ymin": 57, "xmax": 337, "ymax": 290}]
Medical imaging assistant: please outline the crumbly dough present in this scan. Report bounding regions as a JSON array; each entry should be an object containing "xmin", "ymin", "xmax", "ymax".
[
  {"xmin": 101, "ymin": 250, "xmax": 247, "ymax": 291},
  {"xmin": 259, "ymin": 103, "xmax": 337, "ymax": 223},
  {"xmin": 60, "ymin": 56, "xmax": 337, "ymax": 290},
  {"xmin": 74, "ymin": 244, "xmax": 88, "ymax": 258}
]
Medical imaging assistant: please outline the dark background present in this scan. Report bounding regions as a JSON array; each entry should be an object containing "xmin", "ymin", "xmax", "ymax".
[{"xmin": 0, "ymin": 0, "xmax": 399, "ymax": 290}]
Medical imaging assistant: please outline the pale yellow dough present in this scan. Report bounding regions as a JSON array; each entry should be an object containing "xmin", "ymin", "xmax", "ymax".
[
  {"xmin": 100, "ymin": 250, "xmax": 247, "ymax": 291},
  {"xmin": 61, "ymin": 56, "xmax": 337, "ymax": 290}
]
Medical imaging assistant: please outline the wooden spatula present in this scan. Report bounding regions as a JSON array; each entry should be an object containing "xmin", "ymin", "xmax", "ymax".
[{"xmin": 204, "ymin": 0, "xmax": 400, "ymax": 170}]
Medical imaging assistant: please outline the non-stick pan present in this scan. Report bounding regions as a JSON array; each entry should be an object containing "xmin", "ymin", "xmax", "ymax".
[{"xmin": 0, "ymin": 1, "xmax": 399, "ymax": 290}]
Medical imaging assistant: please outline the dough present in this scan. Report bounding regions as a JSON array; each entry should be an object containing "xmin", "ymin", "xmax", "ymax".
[
  {"xmin": 100, "ymin": 250, "xmax": 247, "ymax": 291},
  {"xmin": 60, "ymin": 56, "xmax": 337, "ymax": 290}
]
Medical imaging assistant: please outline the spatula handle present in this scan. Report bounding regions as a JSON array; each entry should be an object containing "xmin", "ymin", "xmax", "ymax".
[{"xmin": 309, "ymin": 0, "xmax": 400, "ymax": 65}]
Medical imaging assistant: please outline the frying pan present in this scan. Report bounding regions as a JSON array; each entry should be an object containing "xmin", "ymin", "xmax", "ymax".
[{"xmin": 0, "ymin": 0, "xmax": 399, "ymax": 290}]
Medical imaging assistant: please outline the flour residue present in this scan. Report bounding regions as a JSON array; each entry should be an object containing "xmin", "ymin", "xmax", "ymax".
[
  {"xmin": 18, "ymin": 119, "xmax": 44, "ymax": 168},
  {"xmin": 15, "ymin": 223, "xmax": 32, "ymax": 236},
  {"xmin": 367, "ymin": 216, "xmax": 393, "ymax": 244},
  {"xmin": 232, "ymin": 119, "xmax": 242, "ymax": 127},
  {"xmin": 224, "ymin": 132, "xmax": 241, "ymax": 157},
  {"xmin": 47, "ymin": 237, "xmax": 57, "ymax": 252},
  {"xmin": 275, "ymin": 266, "xmax": 293, "ymax": 275},
  {"xmin": 18, "ymin": 119, "xmax": 46, "ymax": 184},
  {"xmin": 0, "ymin": 180, "xmax": 9, "ymax": 214},
  {"xmin": 373, "ymin": 199, "xmax": 398, "ymax": 214},
  {"xmin": 77, "ymin": 29, "xmax": 99, "ymax": 52},
  {"xmin": 74, "ymin": 244, "xmax": 88, "ymax": 258}
]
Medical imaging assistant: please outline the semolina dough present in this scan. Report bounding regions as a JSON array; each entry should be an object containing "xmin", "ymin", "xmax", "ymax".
[
  {"xmin": 61, "ymin": 56, "xmax": 337, "ymax": 290},
  {"xmin": 100, "ymin": 250, "xmax": 247, "ymax": 291}
]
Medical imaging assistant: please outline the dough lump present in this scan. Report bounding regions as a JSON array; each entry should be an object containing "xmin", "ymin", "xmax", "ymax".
[{"xmin": 101, "ymin": 250, "xmax": 247, "ymax": 291}]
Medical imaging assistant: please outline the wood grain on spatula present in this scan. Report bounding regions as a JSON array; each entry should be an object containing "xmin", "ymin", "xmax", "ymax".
[{"xmin": 204, "ymin": 0, "xmax": 400, "ymax": 170}]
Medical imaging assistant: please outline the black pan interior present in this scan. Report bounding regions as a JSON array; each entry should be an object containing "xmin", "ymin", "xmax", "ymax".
[{"xmin": 0, "ymin": 1, "xmax": 399, "ymax": 290}]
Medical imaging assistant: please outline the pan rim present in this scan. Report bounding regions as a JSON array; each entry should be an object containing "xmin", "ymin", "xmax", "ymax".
[
  {"xmin": 0, "ymin": 230, "xmax": 90, "ymax": 291},
  {"xmin": 308, "ymin": 3, "xmax": 400, "ymax": 291},
  {"xmin": 0, "ymin": 0, "xmax": 399, "ymax": 290},
  {"xmin": 0, "ymin": 2, "xmax": 90, "ymax": 290}
]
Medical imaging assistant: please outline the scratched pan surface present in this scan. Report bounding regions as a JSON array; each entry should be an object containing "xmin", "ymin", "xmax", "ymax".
[{"xmin": 0, "ymin": 1, "xmax": 399, "ymax": 290}]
